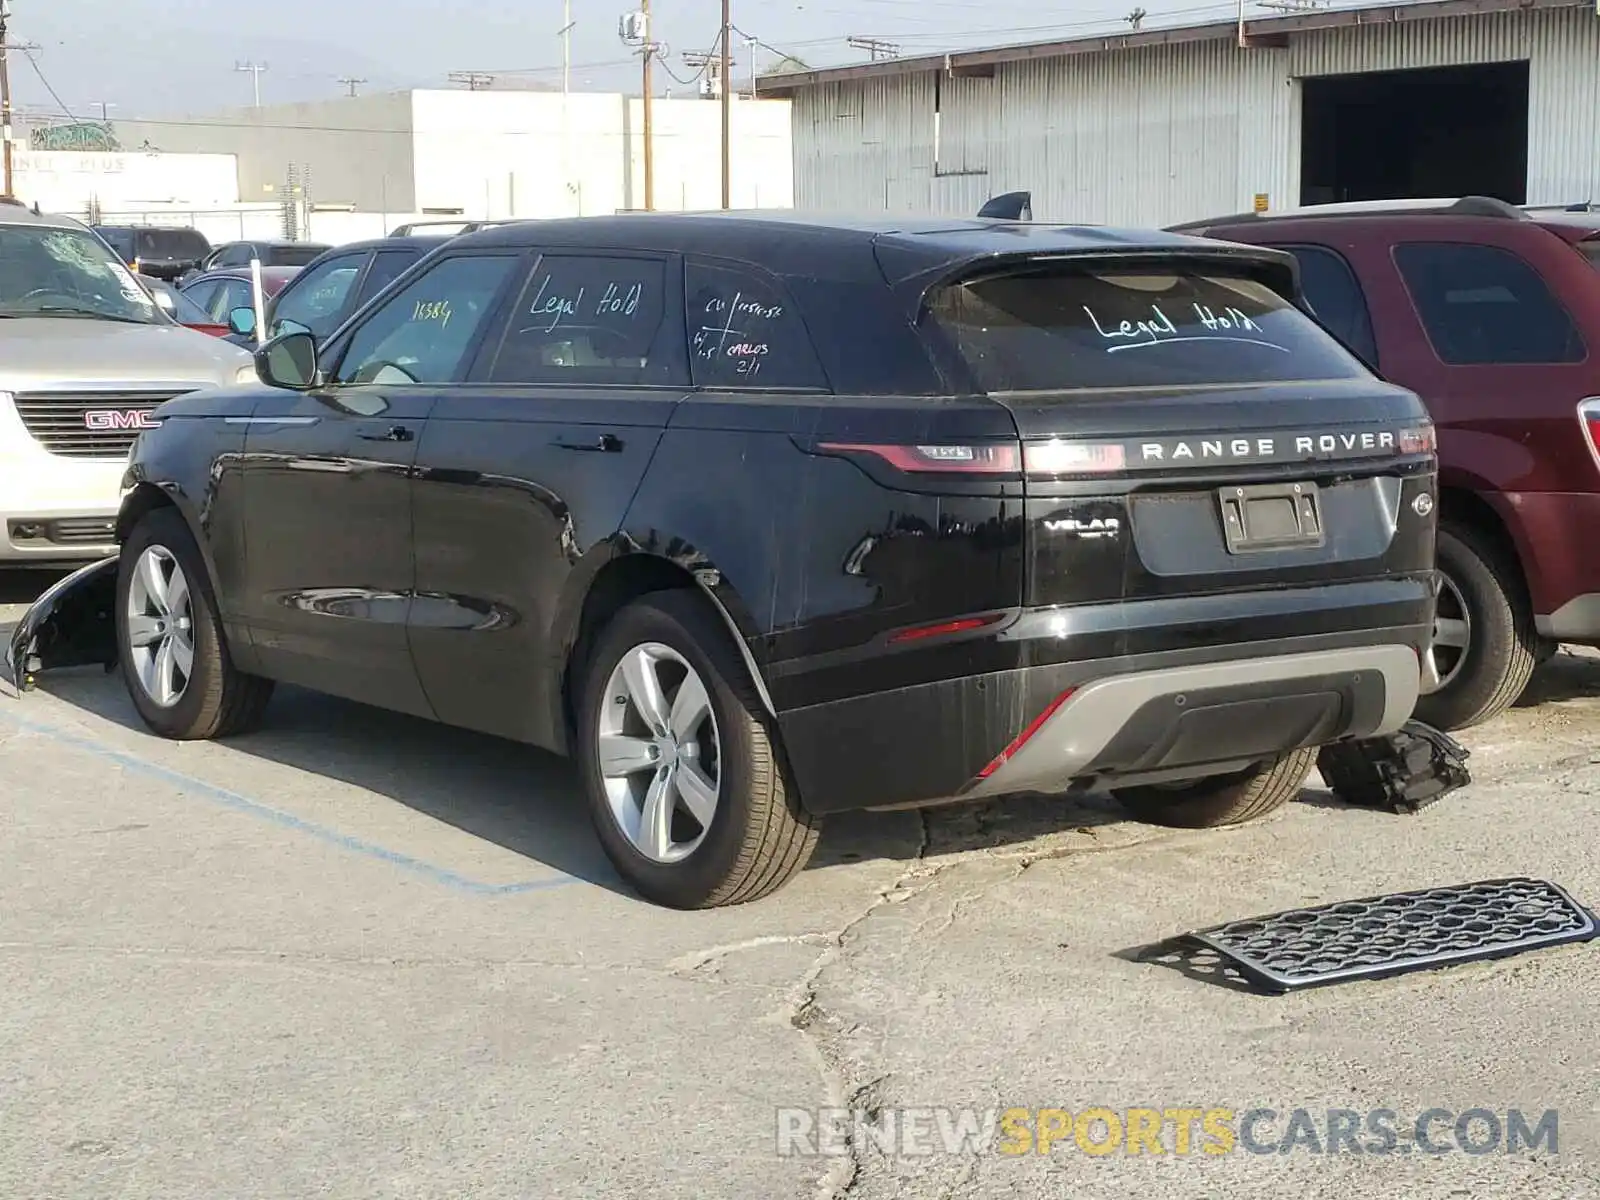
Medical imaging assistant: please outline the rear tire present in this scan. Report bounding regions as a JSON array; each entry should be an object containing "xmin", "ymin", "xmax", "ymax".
[
  {"xmin": 117, "ymin": 506, "xmax": 273, "ymax": 740},
  {"xmin": 1414, "ymin": 524, "xmax": 1537, "ymax": 732},
  {"xmin": 1113, "ymin": 747, "xmax": 1317, "ymax": 828},
  {"xmin": 575, "ymin": 590, "xmax": 820, "ymax": 909}
]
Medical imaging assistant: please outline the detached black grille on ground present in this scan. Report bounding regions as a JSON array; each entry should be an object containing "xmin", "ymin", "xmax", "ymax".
[{"xmin": 1183, "ymin": 878, "xmax": 1598, "ymax": 993}]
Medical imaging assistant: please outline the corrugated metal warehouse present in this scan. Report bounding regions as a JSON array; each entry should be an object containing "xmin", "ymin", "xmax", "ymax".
[{"xmin": 758, "ymin": 0, "xmax": 1600, "ymax": 227}]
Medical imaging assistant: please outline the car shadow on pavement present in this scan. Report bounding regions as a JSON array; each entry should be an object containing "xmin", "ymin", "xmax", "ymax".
[
  {"xmin": 1516, "ymin": 648, "xmax": 1600, "ymax": 707},
  {"xmin": 14, "ymin": 661, "xmax": 1181, "ymax": 893}
]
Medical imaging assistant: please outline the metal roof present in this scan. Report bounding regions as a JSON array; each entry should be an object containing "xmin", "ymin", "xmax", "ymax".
[{"xmin": 756, "ymin": 0, "xmax": 1591, "ymax": 94}]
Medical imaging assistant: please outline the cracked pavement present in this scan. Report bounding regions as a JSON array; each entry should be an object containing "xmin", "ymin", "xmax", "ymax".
[{"xmin": 5, "ymin": 576, "xmax": 1600, "ymax": 1199}]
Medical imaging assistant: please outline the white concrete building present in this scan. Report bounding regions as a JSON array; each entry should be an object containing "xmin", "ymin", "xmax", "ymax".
[
  {"xmin": 758, "ymin": 0, "xmax": 1600, "ymax": 228},
  {"xmin": 114, "ymin": 89, "xmax": 795, "ymax": 224}
]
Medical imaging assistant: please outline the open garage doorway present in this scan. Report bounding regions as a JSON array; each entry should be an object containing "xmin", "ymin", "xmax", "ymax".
[{"xmin": 1299, "ymin": 61, "xmax": 1529, "ymax": 206}]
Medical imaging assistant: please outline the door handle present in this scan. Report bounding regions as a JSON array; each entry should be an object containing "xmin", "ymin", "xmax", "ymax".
[
  {"xmin": 359, "ymin": 425, "xmax": 415, "ymax": 443},
  {"xmin": 554, "ymin": 433, "xmax": 623, "ymax": 453}
]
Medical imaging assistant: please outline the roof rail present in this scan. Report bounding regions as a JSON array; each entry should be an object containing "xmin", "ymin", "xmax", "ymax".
[{"xmin": 1171, "ymin": 195, "xmax": 1528, "ymax": 232}]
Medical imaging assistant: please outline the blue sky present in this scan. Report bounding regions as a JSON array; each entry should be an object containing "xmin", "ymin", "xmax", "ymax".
[{"xmin": 16, "ymin": 0, "xmax": 1286, "ymax": 118}]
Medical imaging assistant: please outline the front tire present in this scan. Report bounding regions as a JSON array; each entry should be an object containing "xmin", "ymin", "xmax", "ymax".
[
  {"xmin": 117, "ymin": 506, "xmax": 273, "ymax": 740},
  {"xmin": 1113, "ymin": 747, "xmax": 1318, "ymax": 828},
  {"xmin": 1414, "ymin": 524, "xmax": 1537, "ymax": 732},
  {"xmin": 576, "ymin": 590, "xmax": 820, "ymax": 909}
]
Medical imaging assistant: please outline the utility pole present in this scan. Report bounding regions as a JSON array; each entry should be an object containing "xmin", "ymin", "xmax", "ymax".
[
  {"xmin": 236, "ymin": 60, "xmax": 269, "ymax": 107},
  {"xmin": 337, "ymin": 77, "xmax": 366, "ymax": 97},
  {"xmin": 720, "ymin": 0, "xmax": 731, "ymax": 209},
  {"xmin": 846, "ymin": 36, "xmax": 901, "ymax": 61},
  {"xmin": 448, "ymin": 71, "xmax": 496, "ymax": 91},
  {"xmin": 641, "ymin": 0, "xmax": 654, "ymax": 210},
  {"xmin": 560, "ymin": 0, "xmax": 572, "ymax": 96},
  {"xmin": 0, "ymin": 0, "xmax": 14, "ymax": 198}
]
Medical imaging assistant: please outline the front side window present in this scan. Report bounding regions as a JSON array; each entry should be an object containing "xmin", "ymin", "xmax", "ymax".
[
  {"xmin": 0, "ymin": 223, "xmax": 164, "ymax": 324},
  {"xmin": 487, "ymin": 254, "xmax": 682, "ymax": 386},
  {"xmin": 206, "ymin": 278, "xmax": 255, "ymax": 323},
  {"xmin": 1395, "ymin": 242, "xmax": 1585, "ymax": 365},
  {"xmin": 686, "ymin": 259, "xmax": 826, "ymax": 389},
  {"xmin": 928, "ymin": 263, "xmax": 1368, "ymax": 392},
  {"xmin": 269, "ymin": 253, "xmax": 366, "ymax": 339},
  {"xmin": 334, "ymin": 254, "xmax": 518, "ymax": 386},
  {"xmin": 216, "ymin": 244, "xmax": 253, "ymax": 268}
]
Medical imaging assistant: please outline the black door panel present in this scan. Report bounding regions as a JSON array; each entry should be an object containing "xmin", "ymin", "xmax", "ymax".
[
  {"xmin": 240, "ymin": 388, "xmax": 438, "ymax": 715},
  {"xmin": 409, "ymin": 391, "xmax": 676, "ymax": 747}
]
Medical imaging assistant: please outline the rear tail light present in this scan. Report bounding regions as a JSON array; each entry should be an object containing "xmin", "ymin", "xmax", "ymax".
[
  {"xmin": 817, "ymin": 438, "xmax": 1130, "ymax": 477},
  {"xmin": 1398, "ymin": 423, "xmax": 1436, "ymax": 455},
  {"xmin": 1580, "ymin": 399, "xmax": 1600, "ymax": 473},
  {"xmin": 1024, "ymin": 439, "xmax": 1126, "ymax": 474},
  {"xmin": 974, "ymin": 687, "xmax": 1077, "ymax": 780},
  {"xmin": 818, "ymin": 442, "xmax": 1020, "ymax": 474}
]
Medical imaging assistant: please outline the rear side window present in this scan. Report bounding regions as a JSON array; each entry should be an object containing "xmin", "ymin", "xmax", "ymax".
[
  {"xmin": 487, "ymin": 253, "xmax": 685, "ymax": 386},
  {"xmin": 356, "ymin": 249, "xmax": 419, "ymax": 305},
  {"xmin": 1395, "ymin": 242, "xmax": 1585, "ymax": 365},
  {"xmin": 928, "ymin": 265, "xmax": 1368, "ymax": 392},
  {"xmin": 1281, "ymin": 245, "xmax": 1379, "ymax": 368},
  {"xmin": 686, "ymin": 259, "xmax": 826, "ymax": 389},
  {"xmin": 1579, "ymin": 240, "xmax": 1600, "ymax": 270}
]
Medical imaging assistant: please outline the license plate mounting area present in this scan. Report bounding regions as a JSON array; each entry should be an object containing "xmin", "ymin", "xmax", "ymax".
[{"xmin": 1219, "ymin": 481, "xmax": 1324, "ymax": 554}]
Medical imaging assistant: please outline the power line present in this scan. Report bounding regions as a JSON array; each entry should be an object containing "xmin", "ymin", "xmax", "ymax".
[{"xmin": 18, "ymin": 46, "xmax": 69, "ymax": 121}]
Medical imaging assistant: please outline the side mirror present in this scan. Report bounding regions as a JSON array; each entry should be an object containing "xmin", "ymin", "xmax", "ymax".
[
  {"xmin": 255, "ymin": 330, "xmax": 320, "ymax": 390},
  {"xmin": 227, "ymin": 305, "xmax": 257, "ymax": 337}
]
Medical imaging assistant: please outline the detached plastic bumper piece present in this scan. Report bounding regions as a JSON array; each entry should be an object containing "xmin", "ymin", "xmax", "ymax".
[
  {"xmin": 1316, "ymin": 719, "xmax": 1471, "ymax": 814},
  {"xmin": 1186, "ymin": 878, "xmax": 1599, "ymax": 994}
]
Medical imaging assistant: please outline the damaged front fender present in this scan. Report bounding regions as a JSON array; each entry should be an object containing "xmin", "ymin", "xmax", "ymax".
[{"xmin": 4, "ymin": 557, "xmax": 120, "ymax": 692}]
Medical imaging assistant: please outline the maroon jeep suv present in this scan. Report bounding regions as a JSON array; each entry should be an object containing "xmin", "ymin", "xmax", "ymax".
[{"xmin": 1174, "ymin": 198, "xmax": 1600, "ymax": 731}]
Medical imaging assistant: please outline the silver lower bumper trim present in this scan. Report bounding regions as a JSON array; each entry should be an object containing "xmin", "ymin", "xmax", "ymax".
[
  {"xmin": 1536, "ymin": 594, "xmax": 1600, "ymax": 643},
  {"xmin": 961, "ymin": 644, "xmax": 1421, "ymax": 801}
]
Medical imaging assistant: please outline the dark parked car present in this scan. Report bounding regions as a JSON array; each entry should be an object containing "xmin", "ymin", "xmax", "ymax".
[
  {"xmin": 1173, "ymin": 197, "xmax": 1600, "ymax": 730},
  {"xmin": 218, "ymin": 235, "xmax": 445, "ymax": 346},
  {"xmin": 7, "ymin": 214, "xmax": 1439, "ymax": 907},
  {"xmin": 178, "ymin": 265, "xmax": 301, "ymax": 330},
  {"xmin": 93, "ymin": 225, "xmax": 211, "ymax": 281},
  {"xmin": 185, "ymin": 238, "xmax": 332, "ymax": 281},
  {"xmin": 138, "ymin": 273, "xmax": 233, "ymax": 337}
]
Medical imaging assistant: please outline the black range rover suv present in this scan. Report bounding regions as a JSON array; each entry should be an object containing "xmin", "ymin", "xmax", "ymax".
[{"xmin": 8, "ymin": 214, "xmax": 1439, "ymax": 908}]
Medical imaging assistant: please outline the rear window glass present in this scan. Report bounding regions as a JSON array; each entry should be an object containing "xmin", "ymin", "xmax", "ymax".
[
  {"xmin": 1581, "ymin": 241, "xmax": 1600, "ymax": 270},
  {"xmin": 136, "ymin": 228, "xmax": 210, "ymax": 260},
  {"xmin": 927, "ymin": 265, "xmax": 1369, "ymax": 392},
  {"xmin": 269, "ymin": 244, "xmax": 329, "ymax": 267}
]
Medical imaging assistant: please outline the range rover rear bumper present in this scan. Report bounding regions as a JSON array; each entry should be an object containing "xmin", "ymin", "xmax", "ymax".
[{"xmin": 778, "ymin": 627, "xmax": 1430, "ymax": 815}]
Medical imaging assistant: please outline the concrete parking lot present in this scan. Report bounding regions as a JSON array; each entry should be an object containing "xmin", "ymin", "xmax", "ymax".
[{"xmin": 4, "ymin": 570, "xmax": 1600, "ymax": 1200}]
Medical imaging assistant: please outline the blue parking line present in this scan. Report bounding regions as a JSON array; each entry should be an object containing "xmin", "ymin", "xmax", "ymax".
[{"xmin": 0, "ymin": 710, "xmax": 580, "ymax": 896}]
